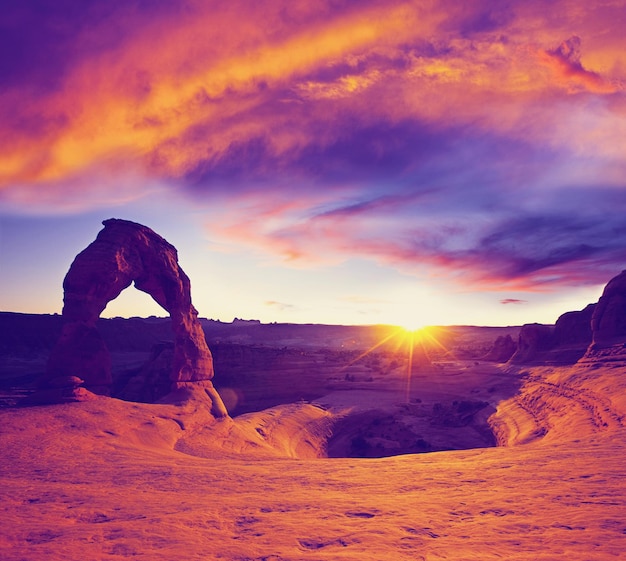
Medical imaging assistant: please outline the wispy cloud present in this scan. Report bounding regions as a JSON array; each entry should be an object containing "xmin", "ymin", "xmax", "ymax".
[
  {"xmin": 265, "ymin": 300, "xmax": 296, "ymax": 311},
  {"xmin": 341, "ymin": 296, "xmax": 389, "ymax": 305},
  {"xmin": 204, "ymin": 184, "xmax": 626, "ymax": 292}
]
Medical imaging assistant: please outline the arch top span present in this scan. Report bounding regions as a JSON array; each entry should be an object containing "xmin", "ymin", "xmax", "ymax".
[
  {"xmin": 37, "ymin": 218, "xmax": 227, "ymax": 416},
  {"xmin": 62, "ymin": 218, "xmax": 187, "ymax": 322}
]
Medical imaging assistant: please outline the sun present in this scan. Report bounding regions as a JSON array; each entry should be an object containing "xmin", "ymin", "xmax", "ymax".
[
  {"xmin": 398, "ymin": 322, "xmax": 428, "ymax": 334},
  {"xmin": 396, "ymin": 325, "xmax": 447, "ymax": 355}
]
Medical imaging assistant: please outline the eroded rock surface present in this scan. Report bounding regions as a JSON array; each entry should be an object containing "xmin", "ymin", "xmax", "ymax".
[
  {"xmin": 552, "ymin": 304, "xmax": 595, "ymax": 348},
  {"xmin": 584, "ymin": 270, "xmax": 626, "ymax": 361},
  {"xmin": 590, "ymin": 270, "xmax": 626, "ymax": 345},
  {"xmin": 483, "ymin": 334, "xmax": 516, "ymax": 362},
  {"xmin": 34, "ymin": 219, "xmax": 227, "ymax": 416},
  {"xmin": 509, "ymin": 323, "xmax": 554, "ymax": 364},
  {"xmin": 509, "ymin": 304, "xmax": 596, "ymax": 365}
]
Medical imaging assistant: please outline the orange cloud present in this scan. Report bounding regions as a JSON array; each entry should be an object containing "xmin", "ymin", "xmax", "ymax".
[
  {"xmin": 2, "ymin": 0, "xmax": 625, "ymax": 256},
  {"xmin": 0, "ymin": 1, "xmax": 444, "ymax": 189},
  {"xmin": 540, "ymin": 36, "xmax": 620, "ymax": 94}
]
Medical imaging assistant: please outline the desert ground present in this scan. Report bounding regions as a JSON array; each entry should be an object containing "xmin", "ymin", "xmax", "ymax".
[{"xmin": 1, "ymin": 316, "xmax": 625, "ymax": 560}]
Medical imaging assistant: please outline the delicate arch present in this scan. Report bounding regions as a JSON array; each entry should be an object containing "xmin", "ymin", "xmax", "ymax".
[{"xmin": 41, "ymin": 219, "xmax": 226, "ymax": 415}]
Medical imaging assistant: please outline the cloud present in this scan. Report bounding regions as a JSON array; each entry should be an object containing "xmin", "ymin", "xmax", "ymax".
[
  {"xmin": 341, "ymin": 296, "xmax": 389, "ymax": 305},
  {"xmin": 1, "ymin": 1, "xmax": 623, "ymax": 199},
  {"xmin": 540, "ymin": 36, "xmax": 620, "ymax": 94},
  {"xmin": 0, "ymin": 164, "xmax": 166, "ymax": 215},
  {"xmin": 2, "ymin": 0, "xmax": 626, "ymax": 297},
  {"xmin": 0, "ymin": 0, "xmax": 445, "ymax": 189},
  {"xmin": 204, "ymin": 181, "xmax": 626, "ymax": 292},
  {"xmin": 500, "ymin": 299, "xmax": 528, "ymax": 305},
  {"xmin": 265, "ymin": 300, "xmax": 296, "ymax": 311}
]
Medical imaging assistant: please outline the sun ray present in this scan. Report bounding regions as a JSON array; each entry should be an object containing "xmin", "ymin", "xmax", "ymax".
[
  {"xmin": 339, "ymin": 327, "xmax": 405, "ymax": 372},
  {"xmin": 338, "ymin": 324, "xmax": 459, "ymax": 404},
  {"xmin": 405, "ymin": 329, "xmax": 414, "ymax": 403},
  {"xmin": 417, "ymin": 327, "xmax": 451, "ymax": 358}
]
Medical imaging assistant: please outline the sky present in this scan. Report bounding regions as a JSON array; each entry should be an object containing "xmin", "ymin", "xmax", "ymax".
[{"xmin": 1, "ymin": 0, "xmax": 625, "ymax": 328}]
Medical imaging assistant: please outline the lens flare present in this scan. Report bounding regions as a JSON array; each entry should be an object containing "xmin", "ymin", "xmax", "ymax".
[{"xmin": 337, "ymin": 324, "xmax": 452, "ymax": 404}]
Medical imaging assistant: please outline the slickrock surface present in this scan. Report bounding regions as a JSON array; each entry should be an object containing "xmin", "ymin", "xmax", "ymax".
[
  {"xmin": 3, "ymin": 268, "xmax": 626, "ymax": 559},
  {"xmin": 2, "ymin": 357, "xmax": 625, "ymax": 561}
]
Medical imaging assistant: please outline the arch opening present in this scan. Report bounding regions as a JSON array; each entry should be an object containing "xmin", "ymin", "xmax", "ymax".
[{"xmin": 102, "ymin": 283, "xmax": 169, "ymax": 319}]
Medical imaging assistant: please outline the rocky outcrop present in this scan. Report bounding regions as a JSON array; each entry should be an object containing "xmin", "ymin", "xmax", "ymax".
[
  {"xmin": 483, "ymin": 334, "xmax": 516, "ymax": 362},
  {"xmin": 589, "ymin": 270, "xmax": 626, "ymax": 347},
  {"xmin": 32, "ymin": 219, "xmax": 227, "ymax": 416},
  {"xmin": 552, "ymin": 304, "xmax": 595, "ymax": 347},
  {"xmin": 509, "ymin": 323, "xmax": 554, "ymax": 364},
  {"xmin": 509, "ymin": 303, "xmax": 596, "ymax": 365},
  {"xmin": 584, "ymin": 270, "xmax": 626, "ymax": 361}
]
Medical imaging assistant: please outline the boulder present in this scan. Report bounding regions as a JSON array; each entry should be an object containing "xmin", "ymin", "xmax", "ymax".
[{"xmin": 33, "ymin": 219, "xmax": 227, "ymax": 416}]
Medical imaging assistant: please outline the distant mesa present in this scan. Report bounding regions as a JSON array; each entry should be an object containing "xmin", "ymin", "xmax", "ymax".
[
  {"xmin": 232, "ymin": 318, "xmax": 262, "ymax": 325},
  {"xmin": 30, "ymin": 218, "xmax": 227, "ymax": 416}
]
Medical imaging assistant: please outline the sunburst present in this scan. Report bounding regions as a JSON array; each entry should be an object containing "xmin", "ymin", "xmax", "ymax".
[{"xmin": 339, "ymin": 324, "xmax": 451, "ymax": 403}]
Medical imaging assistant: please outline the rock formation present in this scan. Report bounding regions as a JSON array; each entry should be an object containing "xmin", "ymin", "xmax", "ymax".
[
  {"xmin": 552, "ymin": 304, "xmax": 595, "ymax": 348},
  {"xmin": 508, "ymin": 323, "xmax": 554, "ymax": 364},
  {"xmin": 584, "ymin": 270, "xmax": 626, "ymax": 360},
  {"xmin": 589, "ymin": 270, "xmax": 626, "ymax": 346},
  {"xmin": 483, "ymin": 334, "xmax": 516, "ymax": 362},
  {"xmin": 509, "ymin": 303, "xmax": 596, "ymax": 365},
  {"xmin": 33, "ymin": 219, "xmax": 227, "ymax": 416}
]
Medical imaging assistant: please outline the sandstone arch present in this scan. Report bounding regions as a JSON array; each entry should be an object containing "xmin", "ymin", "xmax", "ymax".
[{"xmin": 39, "ymin": 219, "xmax": 227, "ymax": 416}]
